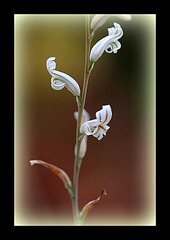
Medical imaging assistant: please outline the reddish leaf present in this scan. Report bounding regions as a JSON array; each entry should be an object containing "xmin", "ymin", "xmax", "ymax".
[
  {"xmin": 30, "ymin": 160, "xmax": 73, "ymax": 196},
  {"xmin": 79, "ymin": 189, "xmax": 107, "ymax": 222}
]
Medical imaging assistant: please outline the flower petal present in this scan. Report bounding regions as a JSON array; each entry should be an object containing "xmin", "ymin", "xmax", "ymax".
[
  {"xmin": 80, "ymin": 119, "xmax": 99, "ymax": 136},
  {"xmin": 46, "ymin": 57, "xmax": 56, "ymax": 71},
  {"xmin": 96, "ymin": 105, "xmax": 112, "ymax": 125},
  {"xmin": 90, "ymin": 35, "xmax": 112, "ymax": 63},
  {"xmin": 108, "ymin": 22, "xmax": 123, "ymax": 38},
  {"xmin": 51, "ymin": 77, "xmax": 66, "ymax": 90},
  {"xmin": 105, "ymin": 41, "xmax": 121, "ymax": 54},
  {"xmin": 93, "ymin": 129, "xmax": 104, "ymax": 140}
]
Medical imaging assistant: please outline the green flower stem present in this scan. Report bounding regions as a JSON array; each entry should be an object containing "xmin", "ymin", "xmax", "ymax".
[
  {"xmin": 72, "ymin": 14, "xmax": 92, "ymax": 225},
  {"xmin": 72, "ymin": 129, "xmax": 83, "ymax": 224}
]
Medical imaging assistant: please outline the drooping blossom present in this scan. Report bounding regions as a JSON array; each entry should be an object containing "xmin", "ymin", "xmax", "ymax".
[
  {"xmin": 90, "ymin": 22, "xmax": 123, "ymax": 64},
  {"xmin": 46, "ymin": 57, "xmax": 80, "ymax": 97},
  {"xmin": 80, "ymin": 105, "xmax": 112, "ymax": 140}
]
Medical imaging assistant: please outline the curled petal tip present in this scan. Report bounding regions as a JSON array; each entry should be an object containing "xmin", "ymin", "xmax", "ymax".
[
  {"xmin": 46, "ymin": 57, "xmax": 56, "ymax": 71},
  {"xmin": 51, "ymin": 77, "xmax": 66, "ymax": 90}
]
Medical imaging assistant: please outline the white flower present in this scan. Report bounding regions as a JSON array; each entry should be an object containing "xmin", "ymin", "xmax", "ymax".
[
  {"xmin": 80, "ymin": 105, "xmax": 112, "ymax": 140},
  {"xmin": 90, "ymin": 14, "xmax": 131, "ymax": 34},
  {"xmin": 46, "ymin": 57, "xmax": 80, "ymax": 97},
  {"xmin": 90, "ymin": 22, "xmax": 123, "ymax": 63},
  {"xmin": 115, "ymin": 14, "xmax": 132, "ymax": 21},
  {"xmin": 90, "ymin": 14, "xmax": 108, "ymax": 33},
  {"xmin": 74, "ymin": 109, "xmax": 90, "ymax": 158}
]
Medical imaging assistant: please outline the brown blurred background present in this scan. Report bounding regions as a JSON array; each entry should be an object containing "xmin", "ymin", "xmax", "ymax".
[{"xmin": 15, "ymin": 14, "xmax": 156, "ymax": 225}]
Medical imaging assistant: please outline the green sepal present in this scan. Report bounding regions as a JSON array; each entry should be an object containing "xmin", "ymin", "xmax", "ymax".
[
  {"xmin": 89, "ymin": 29, "xmax": 94, "ymax": 39},
  {"xmin": 89, "ymin": 61, "xmax": 94, "ymax": 71},
  {"xmin": 76, "ymin": 95, "xmax": 81, "ymax": 107},
  {"xmin": 90, "ymin": 28, "xmax": 93, "ymax": 34},
  {"xmin": 77, "ymin": 95, "xmax": 81, "ymax": 103}
]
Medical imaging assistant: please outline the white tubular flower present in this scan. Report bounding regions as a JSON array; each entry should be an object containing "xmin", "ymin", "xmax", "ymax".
[
  {"xmin": 74, "ymin": 109, "xmax": 90, "ymax": 158},
  {"xmin": 116, "ymin": 14, "xmax": 132, "ymax": 21},
  {"xmin": 90, "ymin": 22, "xmax": 123, "ymax": 63},
  {"xmin": 90, "ymin": 14, "xmax": 108, "ymax": 33},
  {"xmin": 46, "ymin": 57, "xmax": 80, "ymax": 97},
  {"xmin": 80, "ymin": 105, "xmax": 112, "ymax": 140}
]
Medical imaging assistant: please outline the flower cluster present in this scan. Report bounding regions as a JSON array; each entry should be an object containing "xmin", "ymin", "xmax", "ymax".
[
  {"xmin": 30, "ymin": 14, "xmax": 130, "ymax": 225},
  {"xmin": 46, "ymin": 19, "xmax": 122, "ymax": 142}
]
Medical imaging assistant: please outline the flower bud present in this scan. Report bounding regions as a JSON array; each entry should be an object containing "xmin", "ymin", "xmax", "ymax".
[
  {"xmin": 74, "ymin": 109, "xmax": 90, "ymax": 158},
  {"xmin": 90, "ymin": 14, "xmax": 108, "ymax": 33}
]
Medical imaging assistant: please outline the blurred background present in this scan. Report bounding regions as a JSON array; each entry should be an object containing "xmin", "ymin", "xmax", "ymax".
[{"xmin": 15, "ymin": 14, "xmax": 156, "ymax": 225}]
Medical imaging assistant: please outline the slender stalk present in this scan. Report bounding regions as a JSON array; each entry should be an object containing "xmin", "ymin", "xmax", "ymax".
[
  {"xmin": 80, "ymin": 16, "xmax": 92, "ymax": 120},
  {"xmin": 72, "ymin": 14, "xmax": 92, "ymax": 225},
  {"xmin": 72, "ymin": 101, "xmax": 81, "ymax": 224}
]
